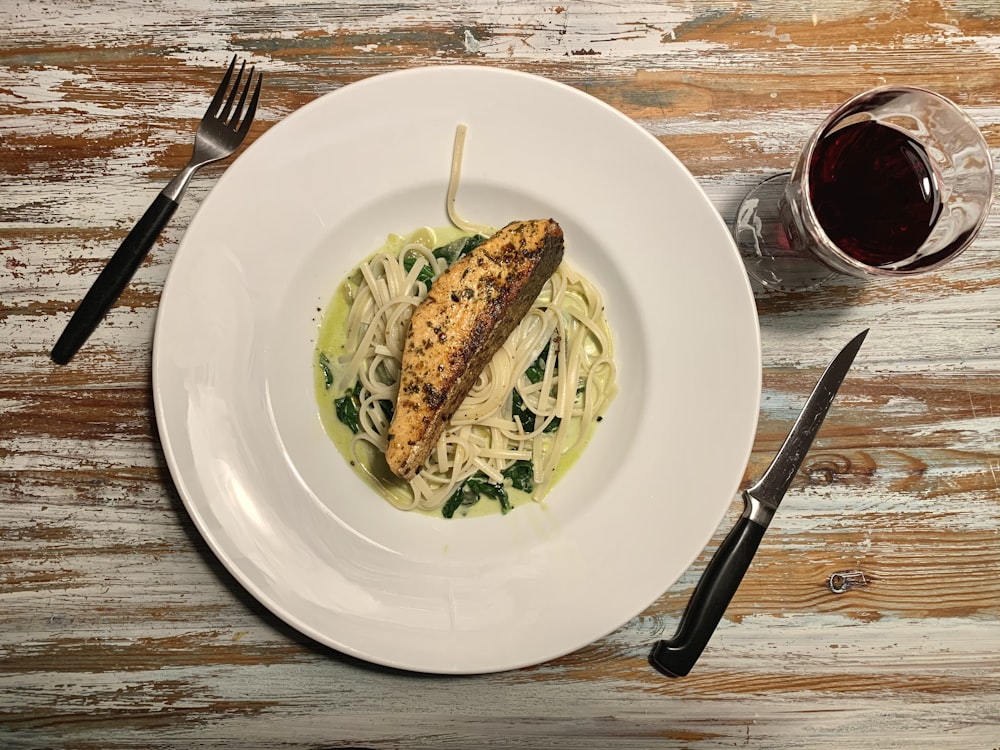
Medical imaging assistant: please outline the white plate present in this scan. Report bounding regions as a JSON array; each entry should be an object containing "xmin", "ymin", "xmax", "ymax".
[{"xmin": 153, "ymin": 65, "xmax": 761, "ymax": 674}]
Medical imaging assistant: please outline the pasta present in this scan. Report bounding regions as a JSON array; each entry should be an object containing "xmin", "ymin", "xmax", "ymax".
[
  {"xmin": 316, "ymin": 230, "xmax": 615, "ymax": 516},
  {"xmin": 313, "ymin": 127, "xmax": 616, "ymax": 517}
]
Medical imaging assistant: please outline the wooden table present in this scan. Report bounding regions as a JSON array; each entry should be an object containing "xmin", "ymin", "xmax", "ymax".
[{"xmin": 3, "ymin": 2, "xmax": 999, "ymax": 747}]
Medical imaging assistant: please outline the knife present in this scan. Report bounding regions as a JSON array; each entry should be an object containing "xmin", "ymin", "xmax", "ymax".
[{"xmin": 650, "ymin": 328, "xmax": 868, "ymax": 678}]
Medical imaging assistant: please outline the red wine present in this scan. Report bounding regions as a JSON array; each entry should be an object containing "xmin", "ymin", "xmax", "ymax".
[{"xmin": 808, "ymin": 119, "xmax": 943, "ymax": 268}]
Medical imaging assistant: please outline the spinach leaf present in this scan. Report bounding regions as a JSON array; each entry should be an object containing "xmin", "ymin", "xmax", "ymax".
[
  {"xmin": 432, "ymin": 234, "xmax": 487, "ymax": 265},
  {"xmin": 442, "ymin": 471, "xmax": 511, "ymax": 518},
  {"xmin": 442, "ymin": 474, "xmax": 482, "ymax": 518},
  {"xmin": 518, "ymin": 340, "xmax": 566, "ymax": 433},
  {"xmin": 459, "ymin": 233, "xmax": 487, "ymax": 257},
  {"xmin": 318, "ymin": 352, "xmax": 334, "ymax": 389},
  {"xmin": 402, "ymin": 253, "xmax": 435, "ymax": 284},
  {"xmin": 334, "ymin": 381, "xmax": 362, "ymax": 434},
  {"xmin": 513, "ymin": 390, "xmax": 561, "ymax": 434},
  {"xmin": 512, "ymin": 390, "xmax": 536, "ymax": 432},
  {"xmin": 525, "ymin": 342, "xmax": 551, "ymax": 384},
  {"xmin": 432, "ymin": 240, "xmax": 462, "ymax": 265},
  {"xmin": 379, "ymin": 398, "xmax": 395, "ymax": 424},
  {"xmin": 502, "ymin": 460, "xmax": 534, "ymax": 493},
  {"xmin": 467, "ymin": 474, "xmax": 511, "ymax": 513},
  {"xmin": 442, "ymin": 488, "xmax": 465, "ymax": 519}
]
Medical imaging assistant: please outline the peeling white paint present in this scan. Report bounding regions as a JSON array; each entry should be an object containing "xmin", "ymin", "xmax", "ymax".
[
  {"xmin": 879, "ymin": 395, "xmax": 931, "ymax": 415},
  {"xmin": 463, "ymin": 29, "xmax": 481, "ymax": 54},
  {"xmin": 888, "ymin": 415, "xmax": 1000, "ymax": 446},
  {"xmin": 754, "ymin": 24, "xmax": 793, "ymax": 43},
  {"xmin": 3, "ymin": 4, "xmax": 1000, "ymax": 747}
]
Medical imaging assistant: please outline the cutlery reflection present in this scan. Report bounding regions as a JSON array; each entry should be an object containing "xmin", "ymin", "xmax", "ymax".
[
  {"xmin": 51, "ymin": 56, "xmax": 262, "ymax": 365},
  {"xmin": 650, "ymin": 329, "xmax": 868, "ymax": 677}
]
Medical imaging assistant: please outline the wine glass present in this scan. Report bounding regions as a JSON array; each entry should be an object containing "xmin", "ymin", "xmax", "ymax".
[{"xmin": 733, "ymin": 86, "xmax": 994, "ymax": 290}]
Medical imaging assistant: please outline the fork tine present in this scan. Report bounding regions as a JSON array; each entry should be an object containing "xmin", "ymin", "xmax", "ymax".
[
  {"xmin": 208, "ymin": 55, "xmax": 238, "ymax": 118},
  {"xmin": 237, "ymin": 71, "xmax": 263, "ymax": 137},
  {"xmin": 228, "ymin": 65, "xmax": 254, "ymax": 128},
  {"xmin": 220, "ymin": 60, "xmax": 247, "ymax": 123}
]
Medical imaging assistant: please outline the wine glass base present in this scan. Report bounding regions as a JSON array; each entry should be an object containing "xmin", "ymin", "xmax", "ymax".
[{"xmin": 732, "ymin": 172, "xmax": 836, "ymax": 291}]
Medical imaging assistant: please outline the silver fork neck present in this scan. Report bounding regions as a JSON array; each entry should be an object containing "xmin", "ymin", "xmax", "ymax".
[{"xmin": 162, "ymin": 161, "xmax": 200, "ymax": 203}]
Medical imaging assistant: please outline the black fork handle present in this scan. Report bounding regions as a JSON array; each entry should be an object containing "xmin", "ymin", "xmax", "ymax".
[{"xmin": 52, "ymin": 192, "xmax": 179, "ymax": 365}]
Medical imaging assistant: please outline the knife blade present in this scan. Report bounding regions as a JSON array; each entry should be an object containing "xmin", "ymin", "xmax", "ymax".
[{"xmin": 649, "ymin": 328, "xmax": 868, "ymax": 678}]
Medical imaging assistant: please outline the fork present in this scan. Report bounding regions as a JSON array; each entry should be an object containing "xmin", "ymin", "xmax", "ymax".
[{"xmin": 51, "ymin": 56, "xmax": 263, "ymax": 365}]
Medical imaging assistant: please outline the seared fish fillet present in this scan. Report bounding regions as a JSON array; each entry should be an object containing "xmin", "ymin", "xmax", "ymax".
[{"xmin": 386, "ymin": 219, "xmax": 564, "ymax": 480}]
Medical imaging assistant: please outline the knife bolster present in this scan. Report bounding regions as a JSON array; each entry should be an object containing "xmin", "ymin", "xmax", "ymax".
[{"xmin": 742, "ymin": 491, "xmax": 776, "ymax": 527}]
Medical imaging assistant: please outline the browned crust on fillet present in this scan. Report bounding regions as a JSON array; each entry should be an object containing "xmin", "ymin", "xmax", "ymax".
[{"xmin": 385, "ymin": 219, "xmax": 564, "ymax": 480}]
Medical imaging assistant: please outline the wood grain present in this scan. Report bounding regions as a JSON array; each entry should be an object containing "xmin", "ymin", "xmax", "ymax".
[{"xmin": 3, "ymin": 1, "xmax": 1000, "ymax": 748}]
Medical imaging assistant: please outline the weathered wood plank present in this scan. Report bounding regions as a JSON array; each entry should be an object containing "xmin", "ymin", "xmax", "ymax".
[{"xmin": 3, "ymin": 0, "xmax": 1000, "ymax": 747}]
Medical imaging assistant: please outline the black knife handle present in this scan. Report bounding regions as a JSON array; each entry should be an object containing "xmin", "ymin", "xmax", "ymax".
[
  {"xmin": 649, "ymin": 505, "xmax": 766, "ymax": 678},
  {"xmin": 52, "ymin": 192, "xmax": 179, "ymax": 365}
]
